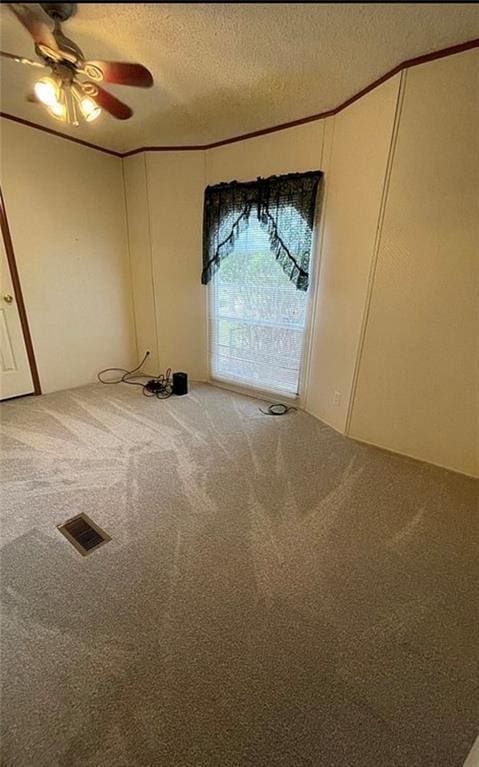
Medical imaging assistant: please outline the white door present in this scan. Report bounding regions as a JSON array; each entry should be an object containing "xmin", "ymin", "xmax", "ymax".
[{"xmin": 0, "ymin": 231, "xmax": 34, "ymax": 400}]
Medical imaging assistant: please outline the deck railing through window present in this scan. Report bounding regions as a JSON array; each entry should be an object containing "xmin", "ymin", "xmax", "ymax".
[{"xmin": 209, "ymin": 217, "xmax": 309, "ymax": 394}]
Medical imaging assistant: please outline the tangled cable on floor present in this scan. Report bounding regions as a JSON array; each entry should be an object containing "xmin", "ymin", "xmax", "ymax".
[
  {"xmin": 97, "ymin": 351, "xmax": 173, "ymax": 399},
  {"xmin": 259, "ymin": 403, "xmax": 297, "ymax": 416}
]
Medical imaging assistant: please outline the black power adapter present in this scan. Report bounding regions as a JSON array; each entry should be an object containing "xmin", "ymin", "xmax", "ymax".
[{"xmin": 145, "ymin": 379, "xmax": 169, "ymax": 395}]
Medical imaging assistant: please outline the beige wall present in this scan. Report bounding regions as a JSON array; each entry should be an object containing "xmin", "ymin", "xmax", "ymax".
[
  {"xmin": 348, "ymin": 50, "xmax": 479, "ymax": 477},
  {"xmin": 6, "ymin": 48, "xmax": 472, "ymax": 475},
  {"xmin": 146, "ymin": 152, "xmax": 207, "ymax": 380},
  {"xmin": 305, "ymin": 75, "xmax": 401, "ymax": 431},
  {"xmin": 123, "ymin": 154, "xmax": 159, "ymax": 371},
  {"xmin": 124, "ymin": 122, "xmax": 328, "ymax": 383},
  {"xmin": 205, "ymin": 121, "xmax": 327, "ymax": 396},
  {"xmin": 206, "ymin": 121, "xmax": 325, "ymax": 185},
  {"xmin": 123, "ymin": 53, "xmax": 477, "ymax": 475},
  {"xmin": 203, "ymin": 54, "xmax": 478, "ymax": 475},
  {"xmin": 0, "ymin": 119, "xmax": 135, "ymax": 393},
  {"xmin": 123, "ymin": 151, "xmax": 207, "ymax": 381}
]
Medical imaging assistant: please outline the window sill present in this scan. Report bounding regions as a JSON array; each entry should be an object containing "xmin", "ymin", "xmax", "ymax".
[{"xmin": 209, "ymin": 375, "xmax": 300, "ymax": 404}]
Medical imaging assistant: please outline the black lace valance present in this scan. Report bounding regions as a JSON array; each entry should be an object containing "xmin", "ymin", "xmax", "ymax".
[{"xmin": 201, "ymin": 170, "xmax": 322, "ymax": 291}]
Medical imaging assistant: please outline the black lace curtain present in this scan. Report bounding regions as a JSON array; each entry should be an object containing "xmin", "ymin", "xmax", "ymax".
[{"xmin": 201, "ymin": 170, "xmax": 322, "ymax": 291}]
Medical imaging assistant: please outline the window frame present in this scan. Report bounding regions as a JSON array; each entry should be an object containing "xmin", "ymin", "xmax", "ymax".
[{"xmin": 206, "ymin": 204, "xmax": 321, "ymax": 405}]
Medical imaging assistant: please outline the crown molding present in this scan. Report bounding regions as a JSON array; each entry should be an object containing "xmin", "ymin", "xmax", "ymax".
[
  {"xmin": 0, "ymin": 111, "xmax": 122, "ymax": 156},
  {"xmin": 2, "ymin": 37, "xmax": 478, "ymax": 158}
]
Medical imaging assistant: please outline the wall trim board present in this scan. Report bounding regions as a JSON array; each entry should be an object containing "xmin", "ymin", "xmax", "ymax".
[
  {"xmin": 143, "ymin": 153, "xmax": 161, "ymax": 368},
  {"xmin": 2, "ymin": 38, "xmax": 478, "ymax": 158},
  {"xmin": 303, "ymin": 117, "xmax": 335, "ymax": 416},
  {"xmin": 0, "ymin": 186, "xmax": 42, "ymax": 395},
  {"xmin": 201, "ymin": 149, "xmax": 210, "ymax": 383},
  {"xmin": 344, "ymin": 69, "xmax": 407, "ymax": 436},
  {"xmin": 129, "ymin": 145, "xmax": 208, "ymax": 155},
  {"xmin": 120, "ymin": 159, "xmax": 140, "ymax": 363}
]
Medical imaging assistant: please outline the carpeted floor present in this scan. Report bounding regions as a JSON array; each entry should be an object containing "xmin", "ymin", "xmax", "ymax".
[{"xmin": 0, "ymin": 382, "xmax": 477, "ymax": 767}]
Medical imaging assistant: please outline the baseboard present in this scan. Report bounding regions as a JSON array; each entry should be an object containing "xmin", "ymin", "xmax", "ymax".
[
  {"xmin": 347, "ymin": 433, "xmax": 478, "ymax": 480},
  {"xmin": 303, "ymin": 406, "xmax": 346, "ymax": 436},
  {"xmin": 303, "ymin": 406, "xmax": 477, "ymax": 479}
]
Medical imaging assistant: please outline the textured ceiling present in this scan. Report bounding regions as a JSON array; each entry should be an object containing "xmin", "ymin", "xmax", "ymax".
[{"xmin": 1, "ymin": 3, "xmax": 478, "ymax": 152}]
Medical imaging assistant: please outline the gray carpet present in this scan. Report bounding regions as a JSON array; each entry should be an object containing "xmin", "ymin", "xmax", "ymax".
[{"xmin": 0, "ymin": 382, "xmax": 477, "ymax": 767}]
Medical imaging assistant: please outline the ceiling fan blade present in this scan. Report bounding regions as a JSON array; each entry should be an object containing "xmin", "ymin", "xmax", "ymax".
[
  {"xmin": 0, "ymin": 49, "xmax": 46, "ymax": 68},
  {"xmin": 7, "ymin": 3, "xmax": 59, "ymax": 51},
  {"xmin": 83, "ymin": 60, "xmax": 153, "ymax": 88},
  {"xmin": 85, "ymin": 84, "xmax": 133, "ymax": 120}
]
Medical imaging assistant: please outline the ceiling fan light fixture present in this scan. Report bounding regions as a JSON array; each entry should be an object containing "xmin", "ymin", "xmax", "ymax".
[
  {"xmin": 48, "ymin": 99, "xmax": 66, "ymax": 120},
  {"xmin": 71, "ymin": 83, "xmax": 102, "ymax": 123},
  {"xmin": 83, "ymin": 62, "xmax": 103, "ymax": 82},
  {"xmin": 6, "ymin": 3, "xmax": 153, "ymax": 127},
  {"xmin": 33, "ymin": 75, "xmax": 59, "ymax": 107},
  {"xmin": 79, "ymin": 96, "xmax": 101, "ymax": 122}
]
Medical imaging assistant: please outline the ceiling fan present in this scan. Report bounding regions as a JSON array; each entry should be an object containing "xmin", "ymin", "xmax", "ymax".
[{"xmin": 1, "ymin": 2, "xmax": 153, "ymax": 125}]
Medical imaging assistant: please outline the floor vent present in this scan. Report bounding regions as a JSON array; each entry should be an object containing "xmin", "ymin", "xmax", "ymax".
[{"xmin": 57, "ymin": 513, "xmax": 111, "ymax": 556}]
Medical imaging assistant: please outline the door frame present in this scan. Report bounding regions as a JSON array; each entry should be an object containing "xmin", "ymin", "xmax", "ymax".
[{"xmin": 0, "ymin": 186, "xmax": 41, "ymax": 396}]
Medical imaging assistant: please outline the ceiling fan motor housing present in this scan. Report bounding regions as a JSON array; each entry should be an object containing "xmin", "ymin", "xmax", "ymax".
[{"xmin": 40, "ymin": 3, "xmax": 76, "ymax": 23}]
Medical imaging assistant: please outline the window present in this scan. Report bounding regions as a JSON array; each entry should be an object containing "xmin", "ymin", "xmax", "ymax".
[
  {"xmin": 209, "ymin": 214, "xmax": 310, "ymax": 395},
  {"xmin": 202, "ymin": 171, "xmax": 321, "ymax": 397}
]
